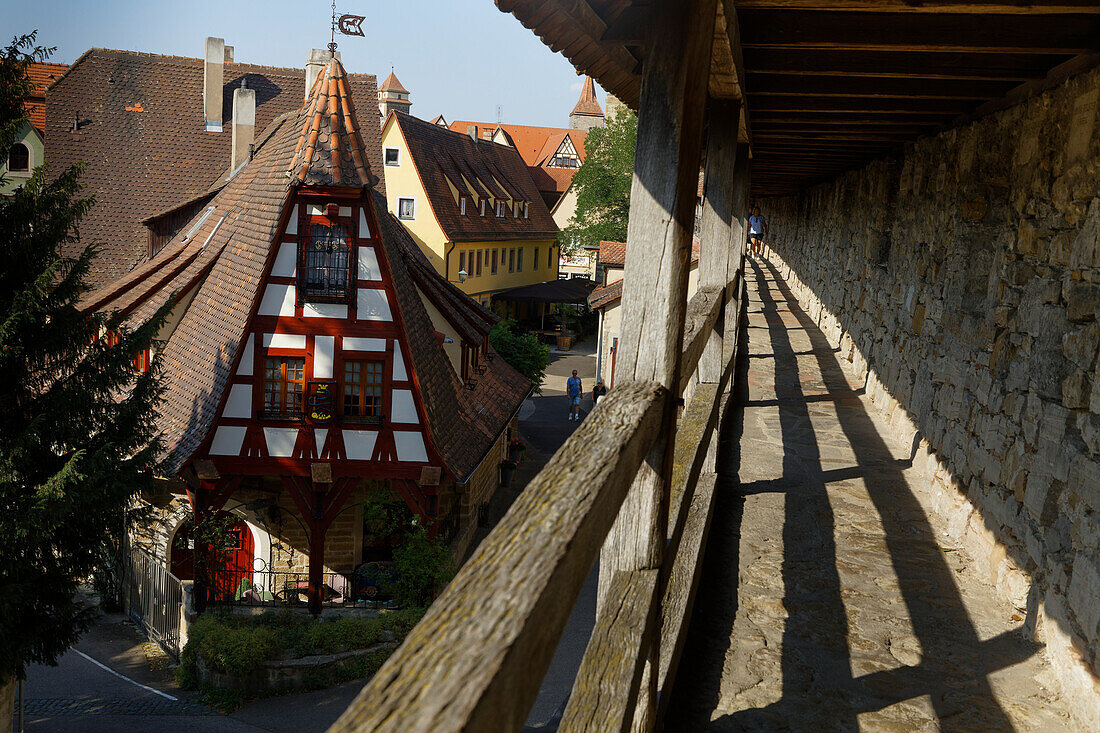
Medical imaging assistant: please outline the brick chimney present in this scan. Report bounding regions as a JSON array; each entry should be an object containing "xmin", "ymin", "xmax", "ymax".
[
  {"xmin": 231, "ymin": 80, "xmax": 255, "ymax": 170},
  {"xmin": 203, "ymin": 37, "xmax": 225, "ymax": 132},
  {"xmin": 305, "ymin": 48, "xmax": 340, "ymax": 100}
]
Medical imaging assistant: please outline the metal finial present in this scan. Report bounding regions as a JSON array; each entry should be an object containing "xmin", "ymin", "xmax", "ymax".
[{"xmin": 329, "ymin": 0, "xmax": 338, "ymax": 55}]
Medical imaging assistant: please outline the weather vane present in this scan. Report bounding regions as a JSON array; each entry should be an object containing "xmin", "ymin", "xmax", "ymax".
[{"xmin": 329, "ymin": 0, "xmax": 366, "ymax": 54}]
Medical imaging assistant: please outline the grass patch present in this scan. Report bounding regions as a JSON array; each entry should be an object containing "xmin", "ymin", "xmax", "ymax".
[{"xmin": 176, "ymin": 607, "xmax": 425, "ymax": 694}]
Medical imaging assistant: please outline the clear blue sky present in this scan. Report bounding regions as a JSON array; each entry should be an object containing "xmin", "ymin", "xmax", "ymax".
[{"xmin": 2, "ymin": 0, "xmax": 606, "ymax": 127}]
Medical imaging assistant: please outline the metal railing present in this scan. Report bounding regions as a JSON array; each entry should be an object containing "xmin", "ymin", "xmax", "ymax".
[
  {"xmin": 123, "ymin": 548, "xmax": 183, "ymax": 661},
  {"xmin": 204, "ymin": 561, "xmax": 403, "ymax": 610}
]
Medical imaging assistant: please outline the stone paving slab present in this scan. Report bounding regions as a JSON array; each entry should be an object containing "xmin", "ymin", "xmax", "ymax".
[{"xmin": 666, "ymin": 256, "xmax": 1074, "ymax": 732}]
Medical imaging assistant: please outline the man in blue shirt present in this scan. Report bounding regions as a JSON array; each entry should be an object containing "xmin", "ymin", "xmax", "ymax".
[
  {"xmin": 748, "ymin": 206, "xmax": 767, "ymax": 257},
  {"xmin": 566, "ymin": 369, "xmax": 583, "ymax": 421}
]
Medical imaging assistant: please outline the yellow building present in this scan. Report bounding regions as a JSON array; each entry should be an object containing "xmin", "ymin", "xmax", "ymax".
[{"xmin": 380, "ymin": 110, "xmax": 560, "ymax": 309}]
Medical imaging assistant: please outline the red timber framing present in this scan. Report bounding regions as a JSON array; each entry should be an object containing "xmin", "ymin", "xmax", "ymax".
[{"xmin": 181, "ymin": 185, "xmax": 451, "ymax": 614}]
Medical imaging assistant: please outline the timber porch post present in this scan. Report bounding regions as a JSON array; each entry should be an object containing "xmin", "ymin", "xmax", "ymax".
[{"xmin": 598, "ymin": 0, "xmax": 717, "ymax": 727}]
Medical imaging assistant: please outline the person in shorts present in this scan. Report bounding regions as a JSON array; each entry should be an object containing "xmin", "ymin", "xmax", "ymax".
[
  {"xmin": 567, "ymin": 370, "xmax": 583, "ymax": 421},
  {"xmin": 748, "ymin": 206, "xmax": 767, "ymax": 257}
]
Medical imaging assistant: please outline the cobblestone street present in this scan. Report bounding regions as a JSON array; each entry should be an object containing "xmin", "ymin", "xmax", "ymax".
[{"xmin": 668, "ymin": 256, "xmax": 1075, "ymax": 731}]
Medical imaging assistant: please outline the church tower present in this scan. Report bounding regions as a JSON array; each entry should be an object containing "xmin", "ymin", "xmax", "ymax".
[
  {"xmin": 569, "ymin": 75, "xmax": 604, "ymax": 131},
  {"xmin": 378, "ymin": 70, "xmax": 411, "ymax": 117}
]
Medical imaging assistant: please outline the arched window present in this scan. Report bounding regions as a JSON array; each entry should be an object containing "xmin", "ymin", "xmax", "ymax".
[{"xmin": 7, "ymin": 143, "xmax": 29, "ymax": 173}]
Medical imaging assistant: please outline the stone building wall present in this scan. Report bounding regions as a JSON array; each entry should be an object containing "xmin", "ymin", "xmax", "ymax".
[{"xmin": 763, "ymin": 65, "xmax": 1100, "ymax": 724}]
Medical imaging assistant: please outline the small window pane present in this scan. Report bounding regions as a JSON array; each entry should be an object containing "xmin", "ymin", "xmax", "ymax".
[
  {"xmin": 7, "ymin": 143, "xmax": 29, "ymax": 172},
  {"xmin": 384, "ymin": 148, "xmax": 400, "ymax": 166},
  {"xmin": 398, "ymin": 198, "xmax": 415, "ymax": 219},
  {"xmin": 301, "ymin": 223, "xmax": 350, "ymax": 301}
]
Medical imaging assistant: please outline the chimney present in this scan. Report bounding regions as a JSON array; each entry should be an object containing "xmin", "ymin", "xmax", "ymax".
[
  {"xmin": 467, "ymin": 125, "xmax": 478, "ymax": 142},
  {"xmin": 224, "ymin": 46, "xmax": 234, "ymax": 63},
  {"xmin": 305, "ymin": 48, "xmax": 340, "ymax": 100},
  {"xmin": 203, "ymin": 37, "xmax": 225, "ymax": 132},
  {"xmin": 231, "ymin": 80, "xmax": 255, "ymax": 170}
]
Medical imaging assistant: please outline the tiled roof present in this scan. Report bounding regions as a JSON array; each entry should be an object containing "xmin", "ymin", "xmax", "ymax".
[
  {"xmin": 598, "ymin": 240, "xmax": 626, "ymax": 267},
  {"xmin": 394, "ymin": 113, "xmax": 558, "ymax": 243},
  {"xmin": 290, "ymin": 57, "xmax": 374, "ymax": 186},
  {"xmin": 83, "ymin": 89, "xmax": 527, "ymax": 480},
  {"xmin": 448, "ymin": 121, "xmax": 588, "ymax": 166},
  {"xmin": 379, "ymin": 71, "xmax": 408, "ymax": 94},
  {"xmin": 24, "ymin": 61, "xmax": 67, "ymax": 134},
  {"xmin": 571, "ymin": 76, "xmax": 603, "ymax": 118},
  {"xmin": 587, "ymin": 279, "xmax": 622, "ymax": 309},
  {"xmin": 597, "ymin": 239, "xmax": 699, "ymax": 270},
  {"xmin": 45, "ymin": 48, "xmax": 383, "ymax": 289}
]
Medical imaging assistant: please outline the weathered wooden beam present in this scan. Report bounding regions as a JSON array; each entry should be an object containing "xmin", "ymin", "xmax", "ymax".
[
  {"xmin": 601, "ymin": 0, "xmax": 717, "ymax": 728},
  {"xmin": 743, "ymin": 47, "xmax": 1062, "ymax": 80},
  {"xmin": 697, "ymin": 97, "xmax": 742, "ymax": 390},
  {"xmin": 746, "ymin": 72, "xmax": 1017, "ymax": 98},
  {"xmin": 737, "ymin": 10, "xmax": 1100, "ymax": 54},
  {"xmin": 558, "ymin": 569, "xmax": 661, "ymax": 733},
  {"xmin": 679, "ymin": 287, "xmax": 725, "ymax": 394},
  {"xmin": 330, "ymin": 382, "xmax": 666, "ymax": 733},
  {"xmin": 734, "ymin": 0, "xmax": 1100, "ymax": 13},
  {"xmin": 746, "ymin": 95, "xmax": 977, "ymax": 113}
]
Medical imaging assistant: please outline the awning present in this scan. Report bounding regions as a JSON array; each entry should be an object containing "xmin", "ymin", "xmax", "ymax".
[{"xmin": 491, "ymin": 277, "xmax": 598, "ymax": 304}]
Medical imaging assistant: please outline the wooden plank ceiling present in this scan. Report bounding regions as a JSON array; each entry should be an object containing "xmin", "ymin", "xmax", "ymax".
[{"xmin": 496, "ymin": 0, "xmax": 1100, "ymax": 197}]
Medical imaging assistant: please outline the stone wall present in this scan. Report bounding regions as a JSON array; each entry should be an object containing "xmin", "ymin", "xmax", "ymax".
[{"xmin": 763, "ymin": 65, "xmax": 1100, "ymax": 725}]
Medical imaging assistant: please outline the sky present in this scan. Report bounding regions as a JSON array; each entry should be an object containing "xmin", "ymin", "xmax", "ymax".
[{"xmin": 2, "ymin": 0, "xmax": 606, "ymax": 127}]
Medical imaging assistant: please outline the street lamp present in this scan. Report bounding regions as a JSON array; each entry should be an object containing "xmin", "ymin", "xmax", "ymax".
[{"xmin": 458, "ymin": 269, "xmax": 468, "ymax": 283}]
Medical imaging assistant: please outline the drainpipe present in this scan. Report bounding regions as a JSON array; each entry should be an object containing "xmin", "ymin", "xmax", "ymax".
[
  {"xmin": 446, "ymin": 241, "xmax": 456, "ymax": 281},
  {"xmin": 595, "ymin": 308, "xmax": 604, "ymax": 381}
]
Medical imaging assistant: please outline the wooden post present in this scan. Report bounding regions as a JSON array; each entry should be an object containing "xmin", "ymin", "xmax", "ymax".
[
  {"xmin": 307, "ymin": 492, "xmax": 326, "ymax": 617},
  {"xmin": 697, "ymin": 98, "xmax": 745, "ymax": 471},
  {"xmin": 724, "ymin": 143, "xmax": 750, "ymax": 370},
  {"xmin": 599, "ymin": 0, "xmax": 717, "ymax": 727}
]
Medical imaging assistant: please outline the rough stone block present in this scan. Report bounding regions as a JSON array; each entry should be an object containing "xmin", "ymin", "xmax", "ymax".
[
  {"xmin": 1024, "ymin": 469, "xmax": 1063, "ymax": 524},
  {"xmin": 1062, "ymin": 322, "xmax": 1100, "ymax": 370},
  {"xmin": 1066, "ymin": 282, "xmax": 1100, "ymax": 323},
  {"xmin": 1063, "ymin": 369, "xmax": 1092, "ymax": 409},
  {"xmin": 1068, "ymin": 552, "xmax": 1100, "ymax": 642},
  {"xmin": 995, "ymin": 557, "xmax": 1032, "ymax": 611},
  {"xmin": 1041, "ymin": 590, "xmax": 1100, "ymax": 731}
]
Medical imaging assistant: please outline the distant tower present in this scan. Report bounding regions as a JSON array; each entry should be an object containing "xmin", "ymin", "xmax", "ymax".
[
  {"xmin": 570, "ymin": 75, "xmax": 604, "ymax": 131},
  {"xmin": 605, "ymin": 94, "xmax": 626, "ymax": 120},
  {"xmin": 378, "ymin": 70, "xmax": 411, "ymax": 117}
]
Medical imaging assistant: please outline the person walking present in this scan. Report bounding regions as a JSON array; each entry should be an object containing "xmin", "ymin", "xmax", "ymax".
[
  {"xmin": 592, "ymin": 380, "xmax": 607, "ymax": 405},
  {"xmin": 748, "ymin": 206, "xmax": 768, "ymax": 257},
  {"xmin": 567, "ymin": 369, "xmax": 583, "ymax": 421}
]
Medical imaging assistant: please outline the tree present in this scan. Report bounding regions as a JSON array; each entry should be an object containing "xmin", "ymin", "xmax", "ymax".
[
  {"xmin": 0, "ymin": 32, "xmax": 166, "ymax": 721},
  {"xmin": 490, "ymin": 318, "xmax": 550, "ymax": 392},
  {"xmin": 391, "ymin": 527, "xmax": 455, "ymax": 607},
  {"xmin": 560, "ymin": 107, "xmax": 637, "ymax": 255}
]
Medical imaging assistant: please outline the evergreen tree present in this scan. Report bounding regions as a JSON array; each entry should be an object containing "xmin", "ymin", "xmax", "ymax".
[
  {"xmin": 0, "ymin": 31, "xmax": 166, "ymax": 705},
  {"xmin": 560, "ymin": 107, "xmax": 637, "ymax": 255}
]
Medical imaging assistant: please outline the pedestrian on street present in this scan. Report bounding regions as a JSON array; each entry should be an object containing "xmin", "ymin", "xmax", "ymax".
[
  {"xmin": 748, "ymin": 206, "xmax": 767, "ymax": 257},
  {"xmin": 592, "ymin": 380, "xmax": 607, "ymax": 405},
  {"xmin": 567, "ymin": 369, "xmax": 583, "ymax": 421}
]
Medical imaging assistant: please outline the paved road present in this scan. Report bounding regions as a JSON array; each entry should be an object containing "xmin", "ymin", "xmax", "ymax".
[{"xmin": 518, "ymin": 341, "xmax": 600, "ymax": 730}]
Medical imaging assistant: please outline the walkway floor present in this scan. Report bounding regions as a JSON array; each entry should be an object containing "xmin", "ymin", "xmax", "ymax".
[{"xmin": 667, "ymin": 256, "xmax": 1073, "ymax": 731}]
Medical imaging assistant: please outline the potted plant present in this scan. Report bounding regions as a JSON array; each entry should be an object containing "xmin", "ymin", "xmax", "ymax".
[
  {"xmin": 556, "ymin": 332, "xmax": 575, "ymax": 351},
  {"xmin": 508, "ymin": 437, "xmax": 526, "ymax": 462},
  {"xmin": 499, "ymin": 458, "xmax": 519, "ymax": 487}
]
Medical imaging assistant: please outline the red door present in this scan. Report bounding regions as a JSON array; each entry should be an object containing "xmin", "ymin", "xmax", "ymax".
[{"xmin": 170, "ymin": 517, "xmax": 254, "ymax": 602}]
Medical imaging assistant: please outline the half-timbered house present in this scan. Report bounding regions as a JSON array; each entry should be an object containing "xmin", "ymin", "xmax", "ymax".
[{"xmin": 81, "ymin": 54, "xmax": 530, "ymax": 615}]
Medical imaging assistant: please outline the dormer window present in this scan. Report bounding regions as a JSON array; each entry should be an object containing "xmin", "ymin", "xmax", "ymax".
[
  {"xmin": 300, "ymin": 213, "xmax": 352, "ymax": 302},
  {"xmin": 460, "ymin": 196, "xmax": 467, "ymax": 216},
  {"xmin": 513, "ymin": 202, "xmax": 521, "ymax": 218},
  {"xmin": 496, "ymin": 201, "xmax": 507, "ymax": 218},
  {"xmin": 479, "ymin": 199, "xmax": 486, "ymax": 217}
]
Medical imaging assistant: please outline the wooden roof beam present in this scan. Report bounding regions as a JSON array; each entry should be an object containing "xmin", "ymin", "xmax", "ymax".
[
  {"xmin": 745, "ymin": 72, "xmax": 1018, "ymax": 98},
  {"xmin": 743, "ymin": 48, "xmax": 1071, "ymax": 80},
  {"xmin": 737, "ymin": 10, "xmax": 1100, "ymax": 54},
  {"xmin": 734, "ymin": 1, "xmax": 1100, "ymax": 14}
]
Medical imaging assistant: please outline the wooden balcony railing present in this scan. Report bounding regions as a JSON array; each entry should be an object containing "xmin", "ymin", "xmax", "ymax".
[{"xmin": 332, "ymin": 2, "xmax": 748, "ymax": 730}]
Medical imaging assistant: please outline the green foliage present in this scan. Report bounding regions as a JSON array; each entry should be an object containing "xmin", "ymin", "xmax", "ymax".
[
  {"xmin": 0, "ymin": 32, "xmax": 51, "ymax": 151},
  {"xmin": 489, "ymin": 318, "xmax": 549, "ymax": 392},
  {"xmin": 0, "ymin": 32, "xmax": 168, "ymax": 678},
  {"xmin": 561, "ymin": 107, "xmax": 637, "ymax": 255},
  {"xmin": 391, "ymin": 528, "xmax": 456, "ymax": 607},
  {"xmin": 176, "ymin": 608, "xmax": 425, "ymax": 693},
  {"xmin": 360, "ymin": 489, "xmax": 414, "ymax": 544}
]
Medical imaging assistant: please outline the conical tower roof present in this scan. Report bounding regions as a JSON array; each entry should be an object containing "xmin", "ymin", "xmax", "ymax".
[
  {"xmin": 379, "ymin": 71, "xmax": 409, "ymax": 94},
  {"xmin": 290, "ymin": 56, "xmax": 375, "ymax": 187},
  {"xmin": 571, "ymin": 75, "xmax": 603, "ymax": 117}
]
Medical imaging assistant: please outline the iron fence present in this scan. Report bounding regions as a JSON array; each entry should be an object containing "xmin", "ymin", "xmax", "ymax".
[
  {"xmin": 204, "ymin": 560, "xmax": 402, "ymax": 610},
  {"xmin": 123, "ymin": 548, "xmax": 183, "ymax": 661}
]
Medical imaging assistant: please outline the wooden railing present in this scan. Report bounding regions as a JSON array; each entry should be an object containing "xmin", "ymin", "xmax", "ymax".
[
  {"xmin": 331, "ymin": 264, "xmax": 745, "ymax": 733},
  {"xmin": 333, "ymin": 2, "xmax": 748, "ymax": 730}
]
